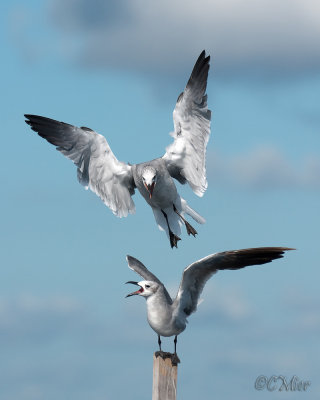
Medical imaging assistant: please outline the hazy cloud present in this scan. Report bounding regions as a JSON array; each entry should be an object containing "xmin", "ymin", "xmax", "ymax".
[
  {"xmin": 208, "ymin": 147, "xmax": 320, "ymax": 190},
  {"xmin": 283, "ymin": 289, "xmax": 320, "ymax": 334},
  {"xmin": 197, "ymin": 283, "xmax": 254, "ymax": 324},
  {"xmin": 0, "ymin": 294, "xmax": 115, "ymax": 346},
  {"xmin": 50, "ymin": 0, "xmax": 130, "ymax": 30},
  {"xmin": 0, "ymin": 291, "xmax": 317, "ymax": 399},
  {"xmin": 44, "ymin": 0, "xmax": 320, "ymax": 78},
  {"xmin": 0, "ymin": 294, "xmax": 124, "ymax": 400}
]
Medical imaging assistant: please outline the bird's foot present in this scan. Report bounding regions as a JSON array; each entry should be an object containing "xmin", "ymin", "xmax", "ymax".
[
  {"xmin": 169, "ymin": 231, "xmax": 181, "ymax": 248},
  {"xmin": 184, "ymin": 221, "xmax": 197, "ymax": 237},
  {"xmin": 171, "ymin": 353, "xmax": 181, "ymax": 365},
  {"xmin": 155, "ymin": 351, "xmax": 180, "ymax": 366}
]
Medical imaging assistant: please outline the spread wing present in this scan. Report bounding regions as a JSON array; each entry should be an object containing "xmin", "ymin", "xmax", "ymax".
[
  {"xmin": 174, "ymin": 247, "xmax": 293, "ymax": 316},
  {"xmin": 25, "ymin": 114, "xmax": 136, "ymax": 218},
  {"xmin": 163, "ymin": 50, "xmax": 211, "ymax": 196},
  {"xmin": 126, "ymin": 256, "xmax": 172, "ymax": 304}
]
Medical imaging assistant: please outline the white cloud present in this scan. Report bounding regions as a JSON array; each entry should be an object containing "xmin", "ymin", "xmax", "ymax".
[
  {"xmin": 0, "ymin": 294, "xmax": 104, "ymax": 344},
  {"xmin": 283, "ymin": 289, "xmax": 320, "ymax": 334},
  {"xmin": 208, "ymin": 146, "xmax": 320, "ymax": 190},
  {"xmin": 0, "ymin": 294, "xmax": 142, "ymax": 400},
  {"xmin": 45, "ymin": 0, "xmax": 320, "ymax": 77},
  {"xmin": 193, "ymin": 282, "xmax": 254, "ymax": 324}
]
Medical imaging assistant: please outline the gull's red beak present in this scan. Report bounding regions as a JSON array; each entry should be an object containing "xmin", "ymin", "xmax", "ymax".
[
  {"xmin": 125, "ymin": 281, "xmax": 144, "ymax": 298},
  {"xmin": 144, "ymin": 182, "xmax": 155, "ymax": 199}
]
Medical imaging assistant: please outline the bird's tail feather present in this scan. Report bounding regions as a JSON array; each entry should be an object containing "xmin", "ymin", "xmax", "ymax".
[{"xmin": 180, "ymin": 198, "xmax": 205, "ymax": 224}]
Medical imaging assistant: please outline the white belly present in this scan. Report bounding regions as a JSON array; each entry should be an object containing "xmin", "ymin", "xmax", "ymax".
[{"xmin": 146, "ymin": 297, "xmax": 186, "ymax": 337}]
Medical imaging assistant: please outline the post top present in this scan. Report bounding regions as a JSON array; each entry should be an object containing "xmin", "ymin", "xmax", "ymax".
[{"xmin": 154, "ymin": 351, "xmax": 180, "ymax": 366}]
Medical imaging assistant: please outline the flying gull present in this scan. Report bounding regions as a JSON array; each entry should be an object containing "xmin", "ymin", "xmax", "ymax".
[
  {"xmin": 125, "ymin": 247, "xmax": 293, "ymax": 353},
  {"xmin": 24, "ymin": 51, "xmax": 211, "ymax": 248}
]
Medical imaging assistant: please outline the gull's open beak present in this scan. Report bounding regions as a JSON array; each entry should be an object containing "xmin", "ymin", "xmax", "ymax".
[
  {"xmin": 143, "ymin": 182, "xmax": 155, "ymax": 199},
  {"xmin": 125, "ymin": 281, "xmax": 144, "ymax": 298}
]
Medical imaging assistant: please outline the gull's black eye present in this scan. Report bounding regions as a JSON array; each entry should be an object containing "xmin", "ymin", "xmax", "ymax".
[{"xmin": 145, "ymin": 284, "xmax": 150, "ymax": 288}]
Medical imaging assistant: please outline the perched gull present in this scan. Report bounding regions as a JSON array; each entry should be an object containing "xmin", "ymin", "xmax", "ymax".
[
  {"xmin": 24, "ymin": 51, "xmax": 211, "ymax": 248},
  {"xmin": 125, "ymin": 247, "xmax": 293, "ymax": 353}
]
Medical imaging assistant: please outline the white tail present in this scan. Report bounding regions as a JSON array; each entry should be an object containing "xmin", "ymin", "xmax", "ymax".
[{"xmin": 180, "ymin": 198, "xmax": 206, "ymax": 224}]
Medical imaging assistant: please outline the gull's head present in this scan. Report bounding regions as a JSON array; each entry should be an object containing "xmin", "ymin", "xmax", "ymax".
[
  {"xmin": 125, "ymin": 280, "xmax": 159, "ymax": 298},
  {"xmin": 142, "ymin": 166, "xmax": 157, "ymax": 199}
]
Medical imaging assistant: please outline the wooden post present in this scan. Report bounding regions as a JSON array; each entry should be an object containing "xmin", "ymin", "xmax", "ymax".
[{"xmin": 152, "ymin": 351, "xmax": 180, "ymax": 400}]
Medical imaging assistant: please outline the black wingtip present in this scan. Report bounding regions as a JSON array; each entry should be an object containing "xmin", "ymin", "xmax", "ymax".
[
  {"xmin": 215, "ymin": 247, "xmax": 295, "ymax": 272},
  {"xmin": 24, "ymin": 114, "xmax": 36, "ymax": 129},
  {"xmin": 272, "ymin": 247, "xmax": 296, "ymax": 255},
  {"xmin": 24, "ymin": 114, "xmax": 39, "ymax": 121},
  {"xmin": 187, "ymin": 50, "xmax": 211, "ymax": 92},
  {"xmin": 197, "ymin": 50, "xmax": 210, "ymax": 63},
  {"xmin": 24, "ymin": 114, "xmax": 32, "ymax": 123},
  {"xmin": 246, "ymin": 247, "xmax": 295, "ymax": 265},
  {"xmin": 24, "ymin": 114, "xmax": 44, "ymax": 128}
]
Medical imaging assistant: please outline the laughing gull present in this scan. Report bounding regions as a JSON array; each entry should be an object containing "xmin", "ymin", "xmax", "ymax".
[
  {"xmin": 125, "ymin": 247, "xmax": 293, "ymax": 353},
  {"xmin": 24, "ymin": 51, "xmax": 211, "ymax": 248}
]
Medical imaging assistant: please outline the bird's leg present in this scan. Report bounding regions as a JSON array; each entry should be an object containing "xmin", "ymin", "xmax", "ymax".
[
  {"xmin": 174, "ymin": 335, "xmax": 178, "ymax": 354},
  {"xmin": 161, "ymin": 209, "xmax": 181, "ymax": 248},
  {"xmin": 158, "ymin": 335, "xmax": 162, "ymax": 351},
  {"xmin": 173, "ymin": 204, "xmax": 197, "ymax": 237}
]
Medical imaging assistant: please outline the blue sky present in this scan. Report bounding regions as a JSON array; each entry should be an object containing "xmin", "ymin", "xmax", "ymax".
[{"xmin": 1, "ymin": 0, "xmax": 320, "ymax": 399}]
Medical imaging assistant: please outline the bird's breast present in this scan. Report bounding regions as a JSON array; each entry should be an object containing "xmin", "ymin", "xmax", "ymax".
[
  {"xmin": 146, "ymin": 296, "xmax": 183, "ymax": 337},
  {"xmin": 140, "ymin": 178, "xmax": 177, "ymax": 208}
]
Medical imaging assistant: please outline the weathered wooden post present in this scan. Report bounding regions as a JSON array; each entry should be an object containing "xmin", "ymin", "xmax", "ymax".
[{"xmin": 152, "ymin": 352, "xmax": 180, "ymax": 400}]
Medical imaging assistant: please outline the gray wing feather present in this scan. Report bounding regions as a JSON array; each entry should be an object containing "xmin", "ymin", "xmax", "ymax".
[
  {"xmin": 126, "ymin": 256, "xmax": 173, "ymax": 304},
  {"xmin": 25, "ymin": 115, "xmax": 135, "ymax": 218},
  {"xmin": 163, "ymin": 50, "xmax": 211, "ymax": 196},
  {"xmin": 174, "ymin": 247, "xmax": 293, "ymax": 316}
]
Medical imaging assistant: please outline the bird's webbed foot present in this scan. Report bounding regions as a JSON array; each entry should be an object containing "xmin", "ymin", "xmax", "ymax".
[
  {"xmin": 171, "ymin": 353, "xmax": 180, "ymax": 365},
  {"xmin": 169, "ymin": 230, "xmax": 181, "ymax": 249},
  {"xmin": 184, "ymin": 220, "xmax": 197, "ymax": 237}
]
